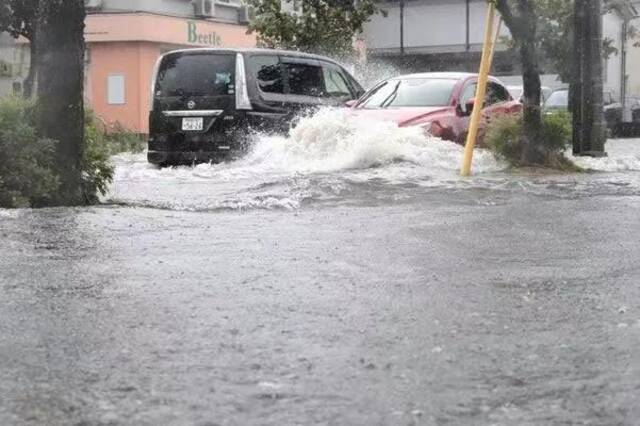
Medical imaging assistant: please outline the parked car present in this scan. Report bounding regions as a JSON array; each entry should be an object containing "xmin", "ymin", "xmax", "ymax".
[
  {"xmin": 506, "ymin": 85, "xmax": 553, "ymax": 104},
  {"xmin": 543, "ymin": 88, "xmax": 569, "ymax": 113},
  {"xmin": 350, "ymin": 72, "xmax": 522, "ymax": 145},
  {"xmin": 148, "ymin": 48, "xmax": 365, "ymax": 166},
  {"xmin": 543, "ymin": 88, "xmax": 640, "ymax": 136},
  {"xmin": 604, "ymin": 97, "xmax": 640, "ymax": 137}
]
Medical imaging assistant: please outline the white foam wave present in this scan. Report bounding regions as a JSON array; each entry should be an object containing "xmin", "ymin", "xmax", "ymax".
[
  {"xmin": 115, "ymin": 108, "xmax": 502, "ymax": 182},
  {"xmin": 570, "ymin": 139, "xmax": 640, "ymax": 172},
  {"xmin": 242, "ymin": 108, "xmax": 502, "ymax": 175},
  {"xmin": 0, "ymin": 209, "xmax": 20, "ymax": 218},
  {"xmin": 107, "ymin": 108, "xmax": 505, "ymax": 210}
]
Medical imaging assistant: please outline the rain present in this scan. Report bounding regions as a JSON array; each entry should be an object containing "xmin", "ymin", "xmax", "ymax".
[{"xmin": 2, "ymin": 0, "xmax": 640, "ymax": 425}]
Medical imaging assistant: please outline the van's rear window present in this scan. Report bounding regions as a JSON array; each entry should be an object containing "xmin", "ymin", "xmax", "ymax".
[{"xmin": 155, "ymin": 53, "xmax": 235, "ymax": 98}]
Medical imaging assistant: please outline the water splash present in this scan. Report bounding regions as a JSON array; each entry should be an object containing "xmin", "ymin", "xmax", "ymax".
[
  {"xmin": 570, "ymin": 140, "xmax": 640, "ymax": 172},
  {"xmin": 241, "ymin": 108, "xmax": 500, "ymax": 175},
  {"xmin": 106, "ymin": 109, "xmax": 640, "ymax": 212},
  {"xmin": 107, "ymin": 108, "xmax": 503, "ymax": 211}
]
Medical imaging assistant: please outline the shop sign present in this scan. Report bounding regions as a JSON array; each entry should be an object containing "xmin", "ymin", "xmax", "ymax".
[{"xmin": 188, "ymin": 21, "xmax": 222, "ymax": 46}]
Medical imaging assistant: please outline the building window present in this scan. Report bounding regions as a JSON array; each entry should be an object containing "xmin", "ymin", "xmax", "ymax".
[
  {"xmin": 107, "ymin": 75, "xmax": 126, "ymax": 105},
  {"xmin": 0, "ymin": 60, "xmax": 12, "ymax": 77},
  {"xmin": 12, "ymin": 81, "xmax": 22, "ymax": 96}
]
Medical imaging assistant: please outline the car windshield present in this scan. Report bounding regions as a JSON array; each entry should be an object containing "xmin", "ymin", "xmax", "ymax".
[
  {"xmin": 155, "ymin": 53, "xmax": 236, "ymax": 98},
  {"xmin": 545, "ymin": 90, "xmax": 569, "ymax": 109},
  {"xmin": 541, "ymin": 87, "xmax": 553, "ymax": 102},
  {"xmin": 360, "ymin": 78, "xmax": 457, "ymax": 108}
]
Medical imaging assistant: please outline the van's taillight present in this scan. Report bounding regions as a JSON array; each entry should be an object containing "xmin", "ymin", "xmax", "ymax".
[
  {"xmin": 235, "ymin": 53, "xmax": 252, "ymax": 111},
  {"xmin": 150, "ymin": 55, "xmax": 163, "ymax": 108}
]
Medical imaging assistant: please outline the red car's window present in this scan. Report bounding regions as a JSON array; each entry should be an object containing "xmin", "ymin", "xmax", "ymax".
[
  {"xmin": 359, "ymin": 78, "xmax": 457, "ymax": 109},
  {"xmin": 459, "ymin": 80, "xmax": 511, "ymax": 108},
  {"xmin": 486, "ymin": 82, "xmax": 511, "ymax": 105}
]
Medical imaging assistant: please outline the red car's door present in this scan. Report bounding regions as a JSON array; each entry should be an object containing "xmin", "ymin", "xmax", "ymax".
[
  {"xmin": 482, "ymin": 81, "xmax": 520, "ymax": 122},
  {"xmin": 454, "ymin": 79, "xmax": 477, "ymax": 144},
  {"xmin": 455, "ymin": 79, "xmax": 520, "ymax": 146}
]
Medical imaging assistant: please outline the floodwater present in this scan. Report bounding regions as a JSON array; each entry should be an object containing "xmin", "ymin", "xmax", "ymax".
[
  {"xmin": 2, "ymin": 109, "xmax": 640, "ymax": 425},
  {"xmin": 108, "ymin": 109, "xmax": 640, "ymax": 212}
]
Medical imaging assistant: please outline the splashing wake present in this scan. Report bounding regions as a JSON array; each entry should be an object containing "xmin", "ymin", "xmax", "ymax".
[
  {"xmin": 108, "ymin": 108, "xmax": 502, "ymax": 210},
  {"xmin": 107, "ymin": 108, "xmax": 640, "ymax": 211}
]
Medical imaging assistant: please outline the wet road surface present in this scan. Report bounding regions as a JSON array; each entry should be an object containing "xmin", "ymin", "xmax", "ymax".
[{"xmin": 2, "ymin": 120, "xmax": 640, "ymax": 425}]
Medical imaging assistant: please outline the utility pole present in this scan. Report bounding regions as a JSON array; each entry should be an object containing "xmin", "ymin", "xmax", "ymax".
[
  {"xmin": 620, "ymin": 15, "xmax": 630, "ymax": 125},
  {"xmin": 399, "ymin": 0, "xmax": 405, "ymax": 57},
  {"xmin": 571, "ymin": 0, "xmax": 584, "ymax": 155},
  {"xmin": 572, "ymin": 0, "xmax": 606, "ymax": 156},
  {"xmin": 465, "ymin": 0, "xmax": 471, "ymax": 71}
]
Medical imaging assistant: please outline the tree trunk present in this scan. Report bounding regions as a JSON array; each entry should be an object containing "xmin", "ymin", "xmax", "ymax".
[
  {"xmin": 36, "ymin": 0, "xmax": 86, "ymax": 205},
  {"xmin": 496, "ymin": 0, "xmax": 545, "ymax": 165},
  {"xmin": 23, "ymin": 35, "xmax": 37, "ymax": 98},
  {"xmin": 572, "ymin": 0, "xmax": 606, "ymax": 156},
  {"xmin": 519, "ymin": 36, "xmax": 544, "ymax": 164},
  {"xmin": 584, "ymin": 0, "xmax": 606, "ymax": 155}
]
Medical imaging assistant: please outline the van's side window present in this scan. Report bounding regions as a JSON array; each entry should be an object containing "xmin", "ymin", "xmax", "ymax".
[
  {"xmin": 284, "ymin": 62, "xmax": 324, "ymax": 97},
  {"xmin": 251, "ymin": 55, "xmax": 284, "ymax": 94},
  {"xmin": 322, "ymin": 65, "xmax": 352, "ymax": 99}
]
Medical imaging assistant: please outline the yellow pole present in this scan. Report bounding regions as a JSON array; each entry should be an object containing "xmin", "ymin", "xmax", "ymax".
[{"xmin": 461, "ymin": 2, "xmax": 497, "ymax": 177}]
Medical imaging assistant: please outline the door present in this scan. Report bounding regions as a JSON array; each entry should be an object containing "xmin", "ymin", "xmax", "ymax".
[
  {"xmin": 320, "ymin": 61, "xmax": 364, "ymax": 104},
  {"xmin": 151, "ymin": 51, "xmax": 237, "ymax": 139},
  {"xmin": 246, "ymin": 55, "xmax": 329, "ymax": 133},
  {"xmin": 280, "ymin": 56, "xmax": 330, "ymax": 118},
  {"xmin": 483, "ymin": 81, "xmax": 514, "ymax": 118},
  {"xmin": 246, "ymin": 54, "xmax": 290, "ymax": 133},
  {"xmin": 456, "ymin": 79, "xmax": 513, "ymax": 145}
]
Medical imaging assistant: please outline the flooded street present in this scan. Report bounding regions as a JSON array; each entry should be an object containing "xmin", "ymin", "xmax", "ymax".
[
  {"xmin": 2, "ymin": 116, "xmax": 640, "ymax": 425},
  {"xmin": 109, "ymin": 110, "xmax": 640, "ymax": 211}
]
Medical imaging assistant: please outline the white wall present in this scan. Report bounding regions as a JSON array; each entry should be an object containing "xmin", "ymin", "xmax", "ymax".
[
  {"xmin": 603, "ymin": 10, "xmax": 623, "ymax": 100},
  {"xmin": 100, "ymin": 0, "xmax": 194, "ymax": 16},
  {"xmin": 626, "ymin": 1, "xmax": 640, "ymax": 96},
  {"xmin": 97, "ymin": 0, "xmax": 243, "ymax": 21}
]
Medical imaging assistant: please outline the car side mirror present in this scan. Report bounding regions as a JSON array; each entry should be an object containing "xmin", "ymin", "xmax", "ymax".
[
  {"xmin": 459, "ymin": 98, "xmax": 475, "ymax": 116},
  {"xmin": 344, "ymin": 99, "xmax": 357, "ymax": 108}
]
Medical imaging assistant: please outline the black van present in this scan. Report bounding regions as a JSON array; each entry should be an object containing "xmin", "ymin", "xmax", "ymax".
[{"xmin": 148, "ymin": 48, "xmax": 365, "ymax": 166}]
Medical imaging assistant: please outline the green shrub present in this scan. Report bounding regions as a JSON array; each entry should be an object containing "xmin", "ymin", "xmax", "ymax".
[
  {"xmin": 85, "ymin": 111, "xmax": 145, "ymax": 156},
  {"xmin": 0, "ymin": 99, "xmax": 129, "ymax": 208},
  {"xmin": 0, "ymin": 97, "xmax": 60, "ymax": 208},
  {"xmin": 83, "ymin": 110, "xmax": 115, "ymax": 204},
  {"xmin": 541, "ymin": 111, "xmax": 573, "ymax": 152},
  {"xmin": 485, "ymin": 111, "xmax": 578, "ymax": 170},
  {"xmin": 105, "ymin": 121, "xmax": 145, "ymax": 155}
]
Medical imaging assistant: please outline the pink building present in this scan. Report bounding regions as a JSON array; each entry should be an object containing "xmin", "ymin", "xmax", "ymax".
[{"xmin": 85, "ymin": 13, "xmax": 256, "ymax": 134}]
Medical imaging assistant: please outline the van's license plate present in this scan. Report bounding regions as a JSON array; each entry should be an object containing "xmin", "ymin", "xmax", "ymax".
[{"xmin": 182, "ymin": 117, "xmax": 203, "ymax": 131}]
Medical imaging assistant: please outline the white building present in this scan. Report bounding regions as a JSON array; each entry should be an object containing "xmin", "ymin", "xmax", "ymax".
[
  {"xmin": 625, "ymin": 0, "xmax": 640, "ymax": 97},
  {"xmin": 361, "ymin": 0, "xmax": 514, "ymax": 84},
  {"xmin": 603, "ymin": 1, "xmax": 637, "ymax": 101},
  {"xmin": 362, "ymin": 0, "xmax": 639, "ymax": 98}
]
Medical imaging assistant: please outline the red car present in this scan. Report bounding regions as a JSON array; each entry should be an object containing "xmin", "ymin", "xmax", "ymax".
[{"xmin": 351, "ymin": 72, "xmax": 522, "ymax": 145}]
